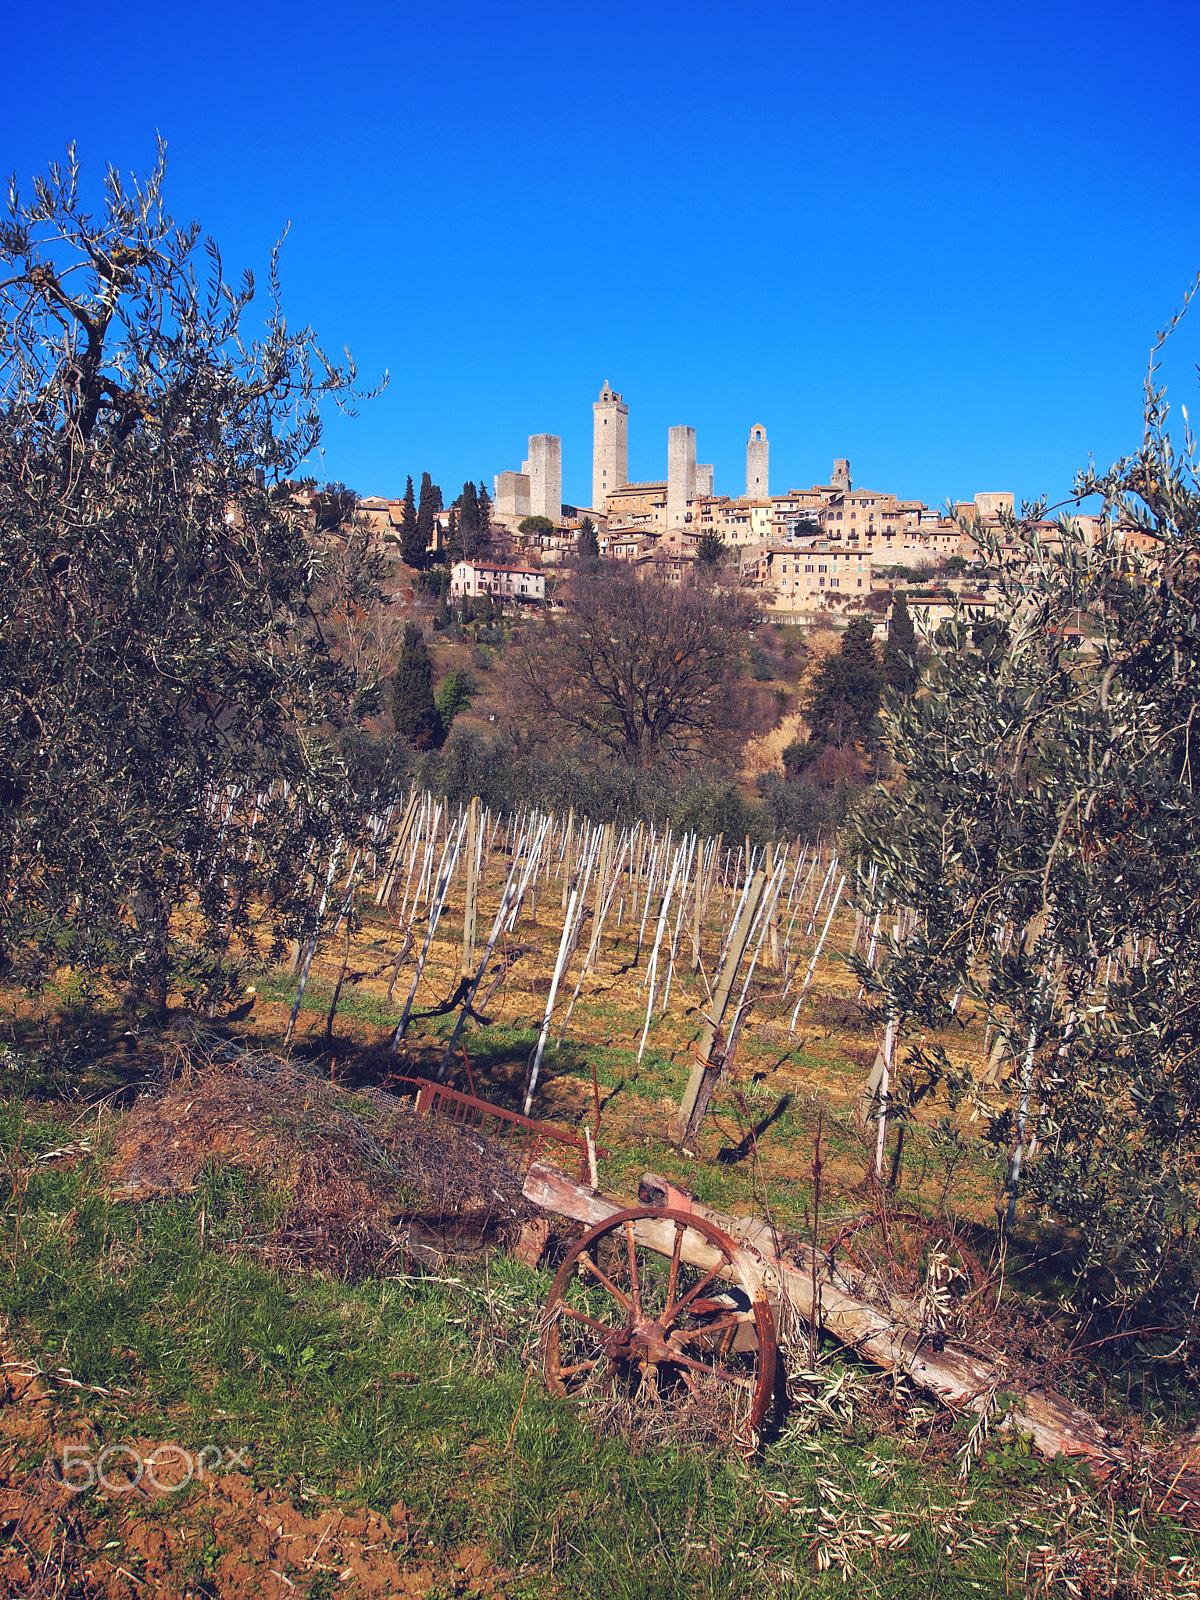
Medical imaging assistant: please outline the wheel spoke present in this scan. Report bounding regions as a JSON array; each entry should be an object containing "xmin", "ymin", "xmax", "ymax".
[
  {"xmin": 576, "ymin": 1250, "xmax": 632, "ymax": 1310},
  {"xmin": 673, "ymin": 1314, "xmax": 746, "ymax": 1342},
  {"xmin": 666, "ymin": 1261, "xmax": 729, "ymax": 1324},
  {"xmin": 557, "ymin": 1358, "xmax": 603, "ymax": 1378},
  {"xmin": 557, "ymin": 1304, "xmax": 622, "ymax": 1337},
  {"xmin": 661, "ymin": 1350, "xmax": 756, "ymax": 1391},
  {"xmin": 625, "ymin": 1220, "xmax": 641, "ymax": 1314},
  {"xmin": 664, "ymin": 1221, "xmax": 685, "ymax": 1317}
]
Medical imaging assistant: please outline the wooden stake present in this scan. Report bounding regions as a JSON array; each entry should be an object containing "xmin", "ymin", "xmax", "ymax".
[{"xmin": 672, "ymin": 869, "xmax": 768, "ymax": 1149}]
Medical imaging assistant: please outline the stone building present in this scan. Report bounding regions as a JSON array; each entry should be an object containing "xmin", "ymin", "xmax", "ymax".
[
  {"xmin": 494, "ymin": 470, "xmax": 530, "ymax": 520},
  {"xmin": 493, "ymin": 434, "xmax": 562, "ymax": 531},
  {"xmin": 592, "ymin": 381, "xmax": 628, "ymax": 511},
  {"xmin": 524, "ymin": 434, "xmax": 561, "ymax": 524},
  {"xmin": 746, "ymin": 424, "xmax": 769, "ymax": 499},
  {"xmin": 667, "ymin": 425, "xmax": 696, "ymax": 528},
  {"xmin": 741, "ymin": 535, "xmax": 872, "ymax": 609},
  {"xmin": 604, "ymin": 480, "xmax": 667, "ymax": 530}
]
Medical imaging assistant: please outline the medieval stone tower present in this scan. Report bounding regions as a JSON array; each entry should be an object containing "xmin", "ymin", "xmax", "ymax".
[
  {"xmin": 524, "ymin": 434, "xmax": 562, "ymax": 523},
  {"xmin": 832, "ymin": 458, "xmax": 851, "ymax": 492},
  {"xmin": 746, "ymin": 424, "xmax": 769, "ymax": 500},
  {"xmin": 667, "ymin": 425, "xmax": 697, "ymax": 527},
  {"xmin": 592, "ymin": 381, "xmax": 628, "ymax": 511}
]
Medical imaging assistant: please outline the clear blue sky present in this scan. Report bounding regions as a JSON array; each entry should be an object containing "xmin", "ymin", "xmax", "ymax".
[{"xmin": 4, "ymin": 0, "xmax": 1198, "ymax": 511}]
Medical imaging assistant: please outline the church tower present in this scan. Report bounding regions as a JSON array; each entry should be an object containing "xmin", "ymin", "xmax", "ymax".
[
  {"xmin": 746, "ymin": 424, "xmax": 769, "ymax": 500},
  {"xmin": 592, "ymin": 380, "xmax": 628, "ymax": 511}
]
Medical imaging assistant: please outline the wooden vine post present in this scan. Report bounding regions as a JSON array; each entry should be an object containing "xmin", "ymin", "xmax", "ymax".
[
  {"xmin": 671, "ymin": 869, "xmax": 767, "ymax": 1149},
  {"xmin": 374, "ymin": 789, "xmax": 420, "ymax": 908},
  {"xmin": 461, "ymin": 795, "xmax": 480, "ymax": 976}
]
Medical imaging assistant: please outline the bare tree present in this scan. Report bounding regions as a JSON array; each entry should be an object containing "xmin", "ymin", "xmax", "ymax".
[{"xmin": 506, "ymin": 567, "xmax": 766, "ymax": 768}]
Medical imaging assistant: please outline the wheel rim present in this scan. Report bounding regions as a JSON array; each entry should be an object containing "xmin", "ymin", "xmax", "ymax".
[
  {"xmin": 543, "ymin": 1206, "xmax": 776, "ymax": 1439},
  {"xmin": 832, "ymin": 1211, "xmax": 985, "ymax": 1303}
]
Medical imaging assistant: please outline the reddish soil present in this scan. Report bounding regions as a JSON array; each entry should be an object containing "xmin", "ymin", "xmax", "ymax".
[{"xmin": 0, "ymin": 1351, "xmax": 513, "ymax": 1598}]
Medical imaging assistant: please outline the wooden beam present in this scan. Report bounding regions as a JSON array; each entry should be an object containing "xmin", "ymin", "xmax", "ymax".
[{"xmin": 522, "ymin": 1161, "xmax": 1120, "ymax": 1468}]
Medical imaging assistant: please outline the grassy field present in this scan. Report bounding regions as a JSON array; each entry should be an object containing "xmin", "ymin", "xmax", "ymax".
[{"xmin": 0, "ymin": 876, "xmax": 1198, "ymax": 1596}]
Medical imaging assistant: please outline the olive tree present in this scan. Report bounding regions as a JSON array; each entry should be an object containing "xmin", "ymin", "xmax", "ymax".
[
  {"xmin": 0, "ymin": 144, "xmax": 384, "ymax": 1014},
  {"xmin": 849, "ymin": 297, "xmax": 1200, "ymax": 1326}
]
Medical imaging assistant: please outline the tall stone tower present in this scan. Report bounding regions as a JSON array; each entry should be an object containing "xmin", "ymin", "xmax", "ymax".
[
  {"xmin": 832, "ymin": 458, "xmax": 851, "ymax": 492},
  {"xmin": 746, "ymin": 425, "xmax": 769, "ymax": 500},
  {"xmin": 695, "ymin": 463, "xmax": 714, "ymax": 497},
  {"xmin": 667, "ymin": 425, "xmax": 697, "ymax": 527},
  {"xmin": 527, "ymin": 435, "xmax": 562, "ymax": 523},
  {"xmin": 592, "ymin": 381, "xmax": 628, "ymax": 511}
]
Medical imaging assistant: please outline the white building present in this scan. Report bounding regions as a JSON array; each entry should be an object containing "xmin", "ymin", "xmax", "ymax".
[{"xmin": 449, "ymin": 560, "xmax": 545, "ymax": 603}]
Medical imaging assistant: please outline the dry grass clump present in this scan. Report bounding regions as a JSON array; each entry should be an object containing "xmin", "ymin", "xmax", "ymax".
[{"xmin": 107, "ymin": 1027, "xmax": 533, "ymax": 1277}]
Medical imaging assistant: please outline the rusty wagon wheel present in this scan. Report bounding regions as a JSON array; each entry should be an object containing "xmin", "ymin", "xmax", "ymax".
[
  {"xmin": 543, "ymin": 1206, "xmax": 777, "ymax": 1440},
  {"xmin": 831, "ymin": 1211, "xmax": 986, "ymax": 1302}
]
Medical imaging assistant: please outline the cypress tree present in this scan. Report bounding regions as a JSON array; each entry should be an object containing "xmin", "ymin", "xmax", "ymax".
[
  {"xmin": 458, "ymin": 481, "xmax": 480, "ymax": 561},
  {"xmin": 577, "ymin": 515, "xmax": 600, "ymax": 572},
  {"xmin": 841, "ymin": 614, "xmax": 880, "ymax": 667},
  {"xmin": 476, "ymin": 481, "xmax": 493, "ymax": 556},
  {"xmin": 805, "ymin": 616, "xmax": 884, "ymax": 750},
  {"xmin": 445, "ymin": 506, "xmax": 459, "ymax": 567},
  {"xmin": 390, "ymin": 623, "xmax": 445, "ymax": 749},
  {"xmin": 398, "ymin": 474, "xmax": 423, "ymax": 569},
  {"xmin": 883, "ymin": 593, "xmax": 919, "ymax": 693},
  {"xmin": 415, "ymin": 473, "xmax": 439, "ymax": 564}
]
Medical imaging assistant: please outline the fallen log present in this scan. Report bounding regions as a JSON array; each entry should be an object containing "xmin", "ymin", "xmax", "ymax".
[{"xmin": 522, "ymin": 1161, "xmax": 1121, "ymax": 1469}]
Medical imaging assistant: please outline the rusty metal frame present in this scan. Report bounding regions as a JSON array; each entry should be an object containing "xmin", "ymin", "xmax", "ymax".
[{"xmin": 398, "ymin": 1076, "xmax": 607, "ymax": 1183}]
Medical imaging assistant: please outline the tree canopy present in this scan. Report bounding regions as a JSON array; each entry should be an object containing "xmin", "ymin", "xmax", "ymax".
[
  {"xmin": 389, "ymin": 624, "xmax": 444, "ymax": 750},
  {"xmin": 695, "ymin": 531, "xmax": 728, "ymax": 567},
  {"xmin": 849, "ymin": 331, "xmax": 1200, "ymax": 1321},
  {"xmin": 576, "ymin": 516, "xmax": 600, "ymax": 572},
  {"xmin": 0, "ymin": 144, "xmax": 382, "ymax": 1012},
  {"xmin": 397, "ymin": 474, "xmax": 423, "ymax": 568},
  {"xmin": 882, "ymin": 593, "xmax": 919, "ymax": 694},
  {"xmin": 507, "ymin": 567, "xmax": 764, "ymax": 768},
  {"xmin": 804, "ymin": 617, "xmax": 884, "ymax": 750},
  {"xmin": 415, "ymin": 472, "xmax": 441, "ymax": 563}
]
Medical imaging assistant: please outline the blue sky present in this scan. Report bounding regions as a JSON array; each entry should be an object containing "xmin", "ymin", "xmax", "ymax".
[{"xmin": 4, "ymin": 0, "xmax": 1198, "ymax": 511}]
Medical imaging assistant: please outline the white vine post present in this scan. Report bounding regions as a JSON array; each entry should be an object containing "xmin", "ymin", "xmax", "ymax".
[
  {"xmin": 525, "ymin": 828, "xmax": 602, "ymax": 1113},
  {"xmin": 393, "ymin": 817, "xmax": 466, "ymax": 1041},
  {"xmin": 787, "ymin": 873, "xmax": 846, "ymax": 1027},
  {"xmin": 284, "ymin": 837, "xmax": 345, "ymax": 1048},
  {"xmin": 436, "ymin": 813, "xmax": 551, "ymax": 1079},
  {"xmin": 461, "ymin": 795, "xmax": 481, "ymax": 976}
]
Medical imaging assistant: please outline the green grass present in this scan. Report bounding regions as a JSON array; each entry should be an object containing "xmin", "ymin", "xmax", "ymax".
[{"xmin": 1, "ymin": 1100, "xmax": 1196, "ymax": 1597}]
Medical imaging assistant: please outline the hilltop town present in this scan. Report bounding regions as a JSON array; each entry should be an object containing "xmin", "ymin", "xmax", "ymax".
[{"xmin": 344, "ymin": 380, "xmax": 1108, "ymax": 633}]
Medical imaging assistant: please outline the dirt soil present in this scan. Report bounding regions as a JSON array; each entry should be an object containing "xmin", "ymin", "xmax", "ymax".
[{"xmin": 0, "ymin": 1347, "xmax": 512, "ymax": 1597}]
